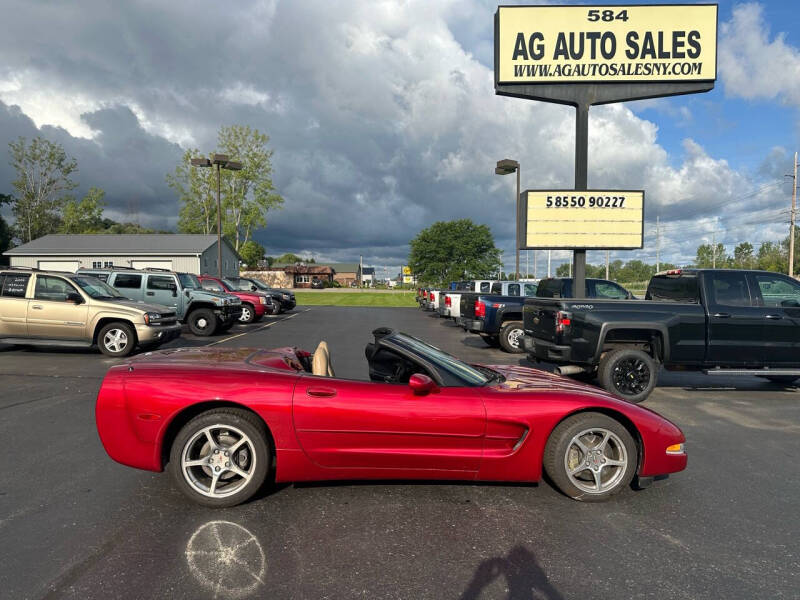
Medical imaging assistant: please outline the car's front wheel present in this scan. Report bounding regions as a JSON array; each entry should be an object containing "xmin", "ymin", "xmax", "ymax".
[
  {"xmin": 239, "ymin": 304, "xmax": 256, "ymax": 324},
  {"xmin": 169, "ymin": 408, "xmax": 270, "ymax": 507},
  {"xmin": 544, "ymin": 412, "xmax": 637, "ymax": 502},
  {"xmin": 188, "ymin": 308, "xmax": 219, "ymax": 336},
  {"xmin": 97, "ymin": 322, "xmax": 136, "ymax": 357}
]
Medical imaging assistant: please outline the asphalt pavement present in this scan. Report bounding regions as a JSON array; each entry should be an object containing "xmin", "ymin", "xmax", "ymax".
[{"xmin": 1, "ymin": 306, "xmax": 798, "ymax": 599}]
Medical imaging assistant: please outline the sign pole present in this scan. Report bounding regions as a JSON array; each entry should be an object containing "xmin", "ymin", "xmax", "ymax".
[{"xmin": 573, "ymin": 102, "xmax": 589, "ymax": 298}]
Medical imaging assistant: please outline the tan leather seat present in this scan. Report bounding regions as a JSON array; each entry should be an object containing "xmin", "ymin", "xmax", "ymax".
[{"xmin": 312, "ymin": 341, "xmax": 335, "ymax": 377}]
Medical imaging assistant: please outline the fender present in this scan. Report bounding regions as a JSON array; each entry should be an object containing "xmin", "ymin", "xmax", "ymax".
[{"xmin": 593, "ymin": 321, "xmax": 671, "ymax": 363}]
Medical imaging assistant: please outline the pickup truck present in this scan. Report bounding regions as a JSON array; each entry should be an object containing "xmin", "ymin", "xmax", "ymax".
[
  {"xmin": 522, "ymin": 269, "xmax": 800, "ymax": 402},
  {"xmin": 536, "ymin": 277, "xmax": 635, "ymax": 299},
  {"xmin": 438, "ymin": 280, "xmax": 504, "ymax": 320},
  {"xmin": 458, "ymin": 281, "xmax": 540, "ymax": 352}
]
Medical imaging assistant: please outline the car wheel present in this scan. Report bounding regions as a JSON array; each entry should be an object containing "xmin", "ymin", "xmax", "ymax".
[
  {"xmin": 188, "ymin": 308, "xmax": 219, "ymax": 336},
  {"xmin": 219, "ymin": 319, "xmax": 235, "ymax": 332},
  {"xmin": 479, "ymin": 333, "xmax": 500, "ymax": 347},
  {"xmin": 544, "ymin": 412, "xmax": 637, "ymax": 502},
  {"xmin": 760, "ymin": 376, "xmax": 799, "ymax": 385},
  {"xmin": 98, "ymin": 322, "xmax": 136, "ymax": 357},
  {"xmin": 499, "ymin": 320, "xmax": 525, "ymax": 353},
  {"xmin": 239, "ymin": 304, "xmax": 256, "ymax": 324},
  {"xmin": 598, "ymin": 348, "xmax": 657, "ymax": 403},
  {"xmin": 169, "ymin": 408, "xmax": 270, "ymax": 508}
]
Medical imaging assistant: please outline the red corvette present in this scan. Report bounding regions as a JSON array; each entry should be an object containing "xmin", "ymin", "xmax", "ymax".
[{"xmin": 96, "ymin": 328, "xmax": 687, "ymax": 507}]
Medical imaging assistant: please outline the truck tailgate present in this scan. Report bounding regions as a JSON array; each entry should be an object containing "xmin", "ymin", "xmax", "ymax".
[{"xmin": 523, "ymin": 298, "xmax": 566, "ymax": 342}]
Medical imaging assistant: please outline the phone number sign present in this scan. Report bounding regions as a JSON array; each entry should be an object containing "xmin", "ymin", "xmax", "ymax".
[
  {"xmin": 497, "ymin": 4, "xmax": 717, "ymax": 84},
  {"xmin": 523, "ymin": 190, "xmax": 644, "ymax": 249}
]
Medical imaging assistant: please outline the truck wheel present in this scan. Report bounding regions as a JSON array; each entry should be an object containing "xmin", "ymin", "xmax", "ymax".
[
  {"xmin": 188, "ymin": 308, "xmax": 219, "ymax": 336},
  {"xmin": 544, "ymin": 412, "xmax": 637, "ymax": 502},
  {"xmin": 97, "ymin": 322, "xmax": 136, "ymax": 357},
  {"xmin": 479, "ymin": 333, "xmax": 500, "ymax": 347},
  {"xmin": 598, "ymin": 348, "xmax": 657, "ymax": 403},
  {"xmin": 499, "ymin": 321, "xmax": 525, "ymax": 353},
  {"xmin": 239, "ymin": 304, "xmax": 256, "ymax": 324}
]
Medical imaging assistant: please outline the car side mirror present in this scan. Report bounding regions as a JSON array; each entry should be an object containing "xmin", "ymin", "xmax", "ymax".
[
  {"xmin": 66, "ymin": 292, "xmax": 84, "ymax": 304},
  {"xmin": 408, "ymin": 373, "xmax": 438, "ymax": 395},
  {"xmin": 251, "ymin": 285, "xmax": 257, "ymax": 291}
]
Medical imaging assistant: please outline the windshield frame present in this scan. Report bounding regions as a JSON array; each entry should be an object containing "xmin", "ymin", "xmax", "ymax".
[{"xmin": 178, "ymin": 273, "xmax": 201, "ymax": 290}]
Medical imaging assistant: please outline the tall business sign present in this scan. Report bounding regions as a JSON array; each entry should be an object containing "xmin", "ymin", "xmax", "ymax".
[{"xmin": 495, "ymin": 4, "xmax": 717, "ymax": 295}]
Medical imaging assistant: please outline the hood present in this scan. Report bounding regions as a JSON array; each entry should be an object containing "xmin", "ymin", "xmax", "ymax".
[
  {"xmin": 103, "ymin": 298, "xmax": 175, "ymax": 314},
  {"xmin": 190, "ymin": 289, "xmax": 241, "ymax": 303},
  {"xmin": 485, "ymin": 364, "xmax": 622, "ymax": 399}
]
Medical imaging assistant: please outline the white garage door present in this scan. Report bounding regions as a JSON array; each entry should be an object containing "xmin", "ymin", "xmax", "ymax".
[
  {"xmin": 130, "ymin": 260, "xmax": 173, "ymax": 270},
  {"xmin": 37, "ymin": 260, "xmax": 81, "ymax": 272}
]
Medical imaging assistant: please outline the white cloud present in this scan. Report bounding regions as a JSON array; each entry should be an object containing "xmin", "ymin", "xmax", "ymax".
[{"xmin": 719, "ymin": 3, "xmax": 800, "ymax": 105}]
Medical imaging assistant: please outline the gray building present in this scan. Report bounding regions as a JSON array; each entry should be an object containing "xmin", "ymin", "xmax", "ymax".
[{"xmin": 4, "ymin": 234, "xmax": 241, "ymax": 277}]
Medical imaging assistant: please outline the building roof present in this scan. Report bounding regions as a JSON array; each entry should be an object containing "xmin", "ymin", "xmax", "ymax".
[
  {"xmin": 321, "ymin": 263, "xmax": 359, "ymax": 272},
  {"xmin": 4, "ymin": 234, "xmax": 232, "ymax": 256},
  {"xmin": 268, "ymin": 265, "xmax": 334, "ymax": 275}
]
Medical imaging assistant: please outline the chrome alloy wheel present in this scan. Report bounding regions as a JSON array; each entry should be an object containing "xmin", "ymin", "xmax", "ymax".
[
  {"xmin": 239, "ymin": 306, "xmax": 252, "ymax": 322},
  {"xmin": 181, "ymin": 425, "xmax": 257, "ymax": 498},
  {"xmin": 103, "ymin": 328, "xmax": 129, "ymax": 353},
  {"xmin": 564, "ymin": 428, "xmax": 628, "ymax": 494},
  {"xmin": 507, "ymin": 327, "xmax": 524, "ymax": 349},
  {"xmin": 196, "ymin": 317, "xmax": 209, "ymax": 329}
]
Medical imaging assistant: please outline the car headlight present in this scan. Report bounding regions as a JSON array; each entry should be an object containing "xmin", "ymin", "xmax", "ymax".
[
  {"xmin": 143, "ymin": 312, "xmax": 160, "ymax": 325},
  {"xmin": 213, "ymin": 297, "xmax": 222, "ymax": 304},
  {"xmin": 259, "ymin": 296, "xmax": 267, "ymax": 304},
  {"xmin": 282, "ymin": 294, "xmax": 290, "ymax": 299},
  {"xmin": 666, "ymin": 443, "xmax": 685, "ymax": 455}
]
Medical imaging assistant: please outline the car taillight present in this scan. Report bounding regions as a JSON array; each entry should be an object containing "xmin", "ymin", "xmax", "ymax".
[
  {"xmin": 555, "ymin": 310, "xmax": 572, "ymax": 334},
  {"xmin": 475, "ymin": 300, "xmax": 486, "ymax": 318},
  {"xmin": 445, "ymin": 295, "xmax": 451, "ymax": 307}
]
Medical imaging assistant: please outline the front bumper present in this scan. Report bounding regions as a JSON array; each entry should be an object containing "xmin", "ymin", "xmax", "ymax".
[
  {"xmin": 135, "ymin": 322, "xmax": 182, "ymax": 345},
  {"xmin": 219, "ymin": 305, "xmax": 243, "ymax": 321}
]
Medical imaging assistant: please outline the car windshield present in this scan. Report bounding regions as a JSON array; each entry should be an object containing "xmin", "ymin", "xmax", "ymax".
[
  {"xmin": 222, "ymin": 278, "xmax": 241, "ymax": 290},
  {"xmin": 247, "ymin": 278, "xmax": 271, "ymax": 291},
  {"xmin": 178, "ymin": 273, "xmax": 201, "ymax": 289},
  {"xmin": 390, "ymin": 333, "xmax": 492, "ymax": 386},
  {"xmin": 72, "ymin": 276, "xmax": 124, "ymax": 299}
]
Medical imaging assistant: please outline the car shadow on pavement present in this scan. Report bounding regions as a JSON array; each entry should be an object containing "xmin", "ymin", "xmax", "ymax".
[{"xmin": 459, "ymin": 545, "xmax": 564, "ymax": 600}]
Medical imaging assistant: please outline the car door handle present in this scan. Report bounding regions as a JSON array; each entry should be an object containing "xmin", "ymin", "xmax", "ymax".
[
  {"xmin": 713, "ymin": 312, "xmax": 731, "ymax": 318},
  {"xmin": 146, "ymin": 291, "xmax": 155, "ymax": 296},
  {"xmin": 765, "ymin": 314, "xmax": 783, "ymax": 320},
  {"xmin": 306, "ymin": 387, "xmax": 337, "ymax": 398},
  {"xmin": 31, "ymin": 304, "xmax": 43, "ymax": 310}
]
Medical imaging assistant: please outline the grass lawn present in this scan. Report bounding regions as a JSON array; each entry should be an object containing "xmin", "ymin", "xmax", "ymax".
[{"xmin": 294, "ymin": 291, "xmax": 417, "ymax": 307}]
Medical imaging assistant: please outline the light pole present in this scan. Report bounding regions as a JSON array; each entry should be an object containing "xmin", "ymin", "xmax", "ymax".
[
  {"xmin": 495, "ymin": 159, "xmax": 521, "ymax": 280},
  {"xmin": 191, "ymin": 153, "xmax": 243, "ymax": 278}
]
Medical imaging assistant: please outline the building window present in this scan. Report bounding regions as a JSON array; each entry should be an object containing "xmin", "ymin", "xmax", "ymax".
[
  {"xmin": 92, "ymin": 261, "xmax": 102, "ymax": 269},
  {"xmin": 295, "ymin": 275, "xmax": 310, "ymax": 283},
  {"xmin": 103, "ymin": 261, "xmax": 114, "ymax": 268}
]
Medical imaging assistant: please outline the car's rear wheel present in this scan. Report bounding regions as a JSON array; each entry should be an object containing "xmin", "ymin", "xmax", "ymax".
[
  {"xmin": 598, "ymin": 348, "xmax": 657, "ymax": 403},
  {"xmin": 544, "ymin": 412, "xmax": 637, "ymax": 502},
  {"xmin": 169, "ymin": 408, "xmax": 270, "ymax": 507},
  {"xmin": 499, "ymin": 320, "xmax": 525, "ymax": 353},
  {"xmin": 97, "ymin": 322, "xmax": 136, "ymax": 357},
  {"xmin": 188, "ymin": 308, "xmax": 218, "ymax": 336},
  {"xmin": 479, "ymin": 333, "xmax": 500, "ymax": 347},
  {"xmin": 239, "ymin": 304, "xmax": 256, "ymax": 324}
]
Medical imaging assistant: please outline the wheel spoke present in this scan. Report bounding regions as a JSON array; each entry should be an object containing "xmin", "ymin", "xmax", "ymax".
[
  {"xmin": 597, "ymin": 431, "xmax": 611, "ymax": 452},
  {"xmin": 184, "ymin": 458, "xmax": 208, "ymax": 468},
  {"xmin": 225, "ymin": 463, "xmax": 251, "ymax": 481},
  {"xmin": 592, "ymin": 468, "xmax": 603, "ymax": 490},
  {"xmin": 228, "ymin": 437, "xmax": 247, "ymax": 453},
  {"xmin": 209, "ymin": 471, "xmax": 221, "ymax": 494},
  {"xmin": 569, "ymin": 463, "xmax": 589, "ymax": 476},
  {"xmin": 203, "ymin": 428, "xmax": 218, "ymax": 450},
  {"xmin": 572, "ymin": 437, "xmax": 589, "ymax": 455},
  {"xmin": 604, "ymin": 458, "xmax": 625, "ymax": 467}
]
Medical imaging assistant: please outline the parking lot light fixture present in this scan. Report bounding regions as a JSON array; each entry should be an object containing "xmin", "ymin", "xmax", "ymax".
[
  {"xmin": 191, "ymin": 154, "xmax": 244, "ymax": 278},
  {"xmin": 496, "ymin": 159, "xmax": 521, "ymax": 279}
]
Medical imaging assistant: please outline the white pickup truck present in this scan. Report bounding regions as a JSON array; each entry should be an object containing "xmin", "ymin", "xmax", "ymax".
[{"xmin": 438, "ymin": 280, "xmax": 501, "ymax": 320}]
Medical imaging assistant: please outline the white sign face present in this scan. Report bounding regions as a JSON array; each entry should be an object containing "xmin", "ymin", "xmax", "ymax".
[
  {"xmin": 524, "ymin": 190, "xmax": 644, "ymax": 250},
  {"xmin": 497, "ymin": 4, "xmax": 717, "ymax": 84}
]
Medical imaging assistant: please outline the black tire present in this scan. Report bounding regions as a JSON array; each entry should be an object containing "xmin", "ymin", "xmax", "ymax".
[
  {"xmin": 499, "ymin": 320, "xmax": 526, "ymax": 353},
  {"xmin": 219, "ymin": 319, "xmax": 235, "ymax": 332},
  {"xmin": 544, "ymin": 412, "xmax": 637, "ymax": 502},
  {"xmin": 169, "ymin": 408, "xmax": 270, "ymax": 508},
  {"xmin": 97, "ymin": 322, "xmax": 136, "ymax": 357},
  {"xmin": 479, "ymin": 333, "xmax": 500, "ymax": 347},
  {"xmin": 760, "ymin": 376, "xmax": 799, "ymax": 385},
  {"xmin": 598, "ymin": 348, "xmax": 657, "ymax": 403},
  {"xmin": 239, "ymin": 303, "xmax": 257, "ymax": 324},
  {"xmin": 188, "ymin": 308, "xmax": 219, "ymax": 336}
]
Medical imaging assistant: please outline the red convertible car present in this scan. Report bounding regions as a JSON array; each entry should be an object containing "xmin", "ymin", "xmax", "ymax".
[{"xmin": 96, "ymin": 328, "xmax": 687, "ymax": 507}]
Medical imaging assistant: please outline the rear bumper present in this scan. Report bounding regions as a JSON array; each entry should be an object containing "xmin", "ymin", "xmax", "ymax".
[
  {"xmin": 438, "ymin": 306, "xmax": 451, "ymax": 317},
  {"xmin": 526, "ymin": 336, "xmax": 573, "ymax": 362},
  {"xmin": 466, "ymin": 319, "xmax": 484, "ymax": 333}
]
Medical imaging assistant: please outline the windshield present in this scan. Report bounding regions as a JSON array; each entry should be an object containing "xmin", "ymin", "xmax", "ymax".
[
  {"xmin": 390, "ymin": 333, "xmax": 491, "ymax": 386},
  {"xmin": 72, "ymin": 276, "xmax": 124, "ymax": 299},
  {"xmin": 178, "ymin": 273, "xmax": 200, "ymax": 289},
  {"xmin": 245, "ymin": 278, "xmax": 271, "ymax": 291}
]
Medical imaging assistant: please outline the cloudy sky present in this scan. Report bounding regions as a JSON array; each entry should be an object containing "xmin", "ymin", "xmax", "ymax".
[{"xmin": 0, "ymin": 0, "xmax": 799, "ymax": 276}]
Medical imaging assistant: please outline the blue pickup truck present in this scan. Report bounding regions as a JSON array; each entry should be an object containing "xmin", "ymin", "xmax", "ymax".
[{"xmin": 458, "ymin": 281, "xmax": 539, "ymax": 352}]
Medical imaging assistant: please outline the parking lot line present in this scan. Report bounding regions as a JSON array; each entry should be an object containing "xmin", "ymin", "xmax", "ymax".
[{"xmin": 204, "ymin": 308, "xmax": 311, "ymax": 347}]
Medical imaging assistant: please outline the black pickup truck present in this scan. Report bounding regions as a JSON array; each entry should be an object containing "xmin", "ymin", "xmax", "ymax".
[
  {"xmin": 459, "ymin": 281, "xmax": 539, "ymax": 352},
  {"xmin": 523, "ymin": 269, "xmax": 800, "ymax": 402}
]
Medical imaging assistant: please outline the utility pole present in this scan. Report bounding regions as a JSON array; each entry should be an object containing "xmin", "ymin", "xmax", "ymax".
[
  {"xmin": 533, "ymin": 250, "xmax": 538, "ymax": 279},
  {"xmin": 547, "ymin": 250, "xmax": 552, "ymax": 277},
  {"xmin": 525, "ymin": 251, "xmax": 529, "ymax": 279},
  {"xmin": 790, "ymin": 151, "xmax": 797, "ymax": 278},
  {"xmin": 712, "ymin": 230, "xmax": 716, "ymax": 269},
  {"xmin": 656, "ymin": 216, "xmax": 661, "ymax": 273},
  {"xmin": 605, "ymin": 251, "xmax": 610, "ymax": 280}
]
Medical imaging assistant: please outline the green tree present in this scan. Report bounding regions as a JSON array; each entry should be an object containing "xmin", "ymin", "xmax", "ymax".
[
  {"xmin": 733, "ymin": 242, "xmax": 756, "ymax": 269},
  {"xmin": 757, "ymin": 241, "xmax": 786, "ymax": 272},
  {"xmin": 275, "ymin": 252, "xmax": 314, "ymax": 264},
  {"xmin": 239, "ymin": 240, "xmax": 265, "ymax": 268},
  {"xmin": 0, "ymin": 193, "xmax": 12, "ymax": 262},
  {"xmin": 59, "ymin": 187, "xmax": 106, "ymax": 233},
  {"xmin": 167, "ymin": 148, "xmax": 218, "ymax": 235},
  {"xmin": 408, "ymin": 219, "xmax": 501, "ymax": 284},
  {"xmin": 218, "ymin": 125, "xmax": 284, "ymax": 251},
  {"xmin": 695, "ymin": 243, "xmax": 728, "ymax": 268},
  {"xmin": 8, "ymin": 136, "xmax": 78, "ymax": 243},
  {"xmin": 556, "ymin": 262, "xmax": 570, "ymax": 277}
]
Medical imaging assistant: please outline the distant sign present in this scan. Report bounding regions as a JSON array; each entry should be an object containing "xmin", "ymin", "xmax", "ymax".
[
  {"xmin": 497, "ymin": 4, "xmax": 717, "ymax": 84},
  {"xmin": 402, "ymin": 275, "xmax": 413, "ymax": 284},
  {"xmin": 523, "ymin": 190, "xmax": 644, "ymax": 250},
  {"xmin": 402, "ymin": 266, "xmax": 412, "ymax": 275}
]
